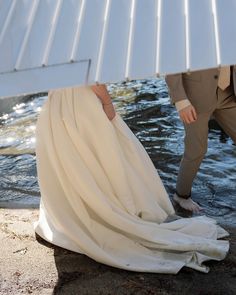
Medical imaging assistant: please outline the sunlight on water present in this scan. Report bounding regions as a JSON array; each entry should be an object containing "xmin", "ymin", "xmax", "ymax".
[
  {"xmin": 0, "ymin": 80, "xmax": 235, "ymax": 226},
  {"xmin": 0, "ymin": 96, "xmax": 46, "ymax": 154}
]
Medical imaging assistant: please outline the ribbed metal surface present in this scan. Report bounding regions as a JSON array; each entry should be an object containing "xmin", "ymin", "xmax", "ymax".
[{"xmin": 0, "ymin": 0, "xmax": 236, "ymax": 97}]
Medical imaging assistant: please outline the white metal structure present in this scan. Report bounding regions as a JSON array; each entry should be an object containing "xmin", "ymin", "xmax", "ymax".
[{"xmin": 0, "ymin": 0, "xmax": 236, "ymax": 97}]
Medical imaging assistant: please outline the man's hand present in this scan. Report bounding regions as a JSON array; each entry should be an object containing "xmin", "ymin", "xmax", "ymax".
[{"xmin": 179, "ymin": 105, "xmax": 197, "ymax": 124}]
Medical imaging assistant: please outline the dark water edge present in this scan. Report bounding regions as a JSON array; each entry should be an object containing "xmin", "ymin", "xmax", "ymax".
[{"xmin": 0, "ymin": 79, "xmax": 235, "ymax": 226}]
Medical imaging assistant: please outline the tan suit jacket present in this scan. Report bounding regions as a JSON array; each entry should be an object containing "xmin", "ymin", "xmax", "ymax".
[{"xmin": 165, "ymin": 66, "xmax": 236, "ymax": 113}]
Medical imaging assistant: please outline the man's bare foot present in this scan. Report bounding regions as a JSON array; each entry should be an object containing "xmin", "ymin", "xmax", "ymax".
[{"xmin": 173, "ymin": 193, "xmax": 203, "ymax": 213}]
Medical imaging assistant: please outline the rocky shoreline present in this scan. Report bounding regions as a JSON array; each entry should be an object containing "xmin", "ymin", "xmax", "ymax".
[{"xmin": 0, "ymin": 208, "xmax": 235, "ymax": 295}]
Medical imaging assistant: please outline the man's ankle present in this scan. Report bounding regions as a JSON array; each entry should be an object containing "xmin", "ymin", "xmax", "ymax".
[{"xmin": 175, "ymin": 191, "xmax": 191, "ymax": 200}]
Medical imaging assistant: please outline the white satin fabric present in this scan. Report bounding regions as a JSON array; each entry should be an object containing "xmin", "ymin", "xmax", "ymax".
[{"xmin": 34, "ymin": 86, "xmax": 229, "ymax": 274}]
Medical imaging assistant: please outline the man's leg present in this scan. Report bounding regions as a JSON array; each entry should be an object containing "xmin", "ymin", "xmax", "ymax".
[
  {"xmin": 214, "ymin": 99, "xmax": 236, "ymax": 144},
  {"xmin": 175, "ymin": 112, "xmax": 212, "ymax": 211}
]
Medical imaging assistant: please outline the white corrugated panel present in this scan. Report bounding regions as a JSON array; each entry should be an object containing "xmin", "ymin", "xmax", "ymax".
[
  {"xmin": 0, "ymin": 0, "xmax": 236, "ymax": 98},
  {"xmin": 187, "ymin": 0, "xmax": 217, "ymax": 70}
]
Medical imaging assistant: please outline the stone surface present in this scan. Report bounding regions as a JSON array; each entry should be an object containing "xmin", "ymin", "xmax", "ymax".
[{"xmin": 0, "ymin": 208, "xmax": 235, "ymax": 295}]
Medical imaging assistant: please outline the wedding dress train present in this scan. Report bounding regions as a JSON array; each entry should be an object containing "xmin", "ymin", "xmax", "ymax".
[{"xmin": 34, "ymin": 86, "xmax": 229, "ymax": 274}]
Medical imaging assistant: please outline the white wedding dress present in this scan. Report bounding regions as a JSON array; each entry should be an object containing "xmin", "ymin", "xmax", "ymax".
[{"xmin": 34, "ymin": 86, "xmax": 229, "ymax": 274}]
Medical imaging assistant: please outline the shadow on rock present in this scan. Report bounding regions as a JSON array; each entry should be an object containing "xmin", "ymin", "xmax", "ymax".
[{"xmin": 35, "ymin": 230, "xmax": 236, "ymax": 295}]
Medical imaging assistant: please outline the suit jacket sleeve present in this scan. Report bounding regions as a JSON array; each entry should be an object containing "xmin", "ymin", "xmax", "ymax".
[{"xmin": 165, "ymin": 74, "xmax": 188, "ymax": 104}]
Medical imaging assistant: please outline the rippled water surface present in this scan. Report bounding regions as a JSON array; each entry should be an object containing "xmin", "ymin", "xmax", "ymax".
[{"xmin": 0, "ymin": 79, "xmax": 235, "ymax": 226}]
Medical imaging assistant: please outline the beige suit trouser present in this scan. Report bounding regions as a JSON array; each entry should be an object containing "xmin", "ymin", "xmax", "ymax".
[{"xmin": 177, "ymin": 85, "xmax": 236, "ymax": 196}]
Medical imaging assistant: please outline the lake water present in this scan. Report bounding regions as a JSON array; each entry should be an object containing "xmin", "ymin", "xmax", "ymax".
[{"xmin": 0, "ymin": 79, "xmax": 235, "ymax": 226}]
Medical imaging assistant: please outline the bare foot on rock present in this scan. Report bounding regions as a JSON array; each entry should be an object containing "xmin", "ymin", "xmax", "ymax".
[{"xmin": 173, "ymin": 193, "xmax": 203, "ymax": 213}]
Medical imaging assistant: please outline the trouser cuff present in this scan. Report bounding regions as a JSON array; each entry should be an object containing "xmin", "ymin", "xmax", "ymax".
[{"xmin": 175, "ymin": 191, "xmax": 191, "ymax": 200}]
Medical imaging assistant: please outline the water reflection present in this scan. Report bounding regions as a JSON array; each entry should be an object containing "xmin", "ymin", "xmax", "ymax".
[
  {"xmin": 0, "ymin": 79, "xmax": 235, "ymax": 225},
  {"xmin": 0, "ymin": 95, "xmax": 46, "ymax": 154},
  {"xmin": 0, "ymin": 154, "xmax": 39, "ymax": 207}
]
